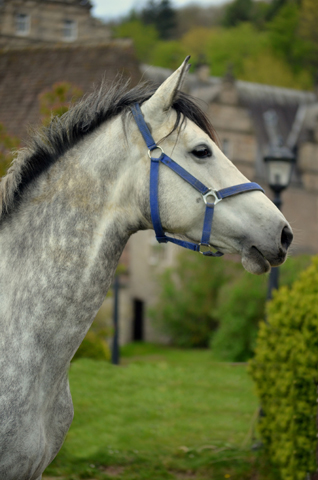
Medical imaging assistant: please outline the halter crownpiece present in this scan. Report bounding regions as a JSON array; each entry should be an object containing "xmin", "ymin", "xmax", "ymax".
[{"xmin": 131, "ymin": 103, "xmax": 264, "ymax": 257}]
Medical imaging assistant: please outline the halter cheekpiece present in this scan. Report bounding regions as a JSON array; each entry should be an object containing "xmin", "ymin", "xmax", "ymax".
[{"xmin": 131, "ymin": 103, "xmax": 264, "ymax": 257}]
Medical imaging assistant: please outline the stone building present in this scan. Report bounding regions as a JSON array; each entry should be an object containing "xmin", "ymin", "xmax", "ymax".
[{"xmin": 0, "ymin": 0, "xmax": 110, "ymax": 48}]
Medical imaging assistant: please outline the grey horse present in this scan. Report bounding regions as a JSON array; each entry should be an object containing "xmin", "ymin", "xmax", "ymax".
[{"xmin": 0, "ymin": 58, "xmax": 292, "ymax": 479}]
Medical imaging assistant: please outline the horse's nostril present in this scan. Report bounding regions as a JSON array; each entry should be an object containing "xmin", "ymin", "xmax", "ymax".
[{"xmin": 281, "ymin": 225, "xmax": 293, "ymax": 250}]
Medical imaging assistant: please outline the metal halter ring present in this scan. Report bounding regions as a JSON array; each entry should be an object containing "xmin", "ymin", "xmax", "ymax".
[
  {"xmin": 202, "ymin": 189, "xmax": 222, "ymax": 206},
  {"xmin": 148, "ymin": 145, "xmax": 164, "ymax": 159}
]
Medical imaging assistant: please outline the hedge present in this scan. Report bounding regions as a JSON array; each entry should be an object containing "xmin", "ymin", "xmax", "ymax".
[
  {"xmin": 249, "ymin": 257, "xmax": 318, "ymax": 480},
  {"xmin": 72, "ymin": 331, "xmax": 110, "ymax": 362}
]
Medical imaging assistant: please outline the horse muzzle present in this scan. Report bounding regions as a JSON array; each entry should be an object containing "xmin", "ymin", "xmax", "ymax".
[{"xmin": 241, "ymin": 224, "xmax": 293, "ymax": 275}]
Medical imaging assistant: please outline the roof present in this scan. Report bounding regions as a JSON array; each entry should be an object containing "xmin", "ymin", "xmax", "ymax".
[
  {"xmin": 140, "ymin": 63, "xmax": 317, "ymax": 149},
  {"xmin": 0, "ymin": 42, "xmax": 141, "ymax": 140}
]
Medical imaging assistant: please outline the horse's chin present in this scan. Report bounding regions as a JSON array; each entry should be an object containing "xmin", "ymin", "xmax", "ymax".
[{"xmin": 241, "ymin": 246, "xmax": 272, "ymax": 275}]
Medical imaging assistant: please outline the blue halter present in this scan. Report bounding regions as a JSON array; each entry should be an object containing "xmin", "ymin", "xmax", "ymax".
[{"xmin": 131, "ymin": 103, "xmax": 264, "ymax": 257}]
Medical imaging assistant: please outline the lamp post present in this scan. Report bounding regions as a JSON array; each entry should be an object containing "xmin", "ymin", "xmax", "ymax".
[
  {"xmin": 264, "ymin": 146, "xmax": 296, "ymax": 301},
  {"xmin": 111, "ymin": 274, "xmax": 120, "ymax": 365}
]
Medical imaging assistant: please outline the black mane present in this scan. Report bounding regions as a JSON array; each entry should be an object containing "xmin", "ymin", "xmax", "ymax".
[{"xmin": 0, "ymin": 78, "xmax": 217, "ymax": 219}]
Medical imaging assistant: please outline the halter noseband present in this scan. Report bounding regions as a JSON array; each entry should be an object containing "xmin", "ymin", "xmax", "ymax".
[{"xmin": 131, "ymin": 103, "xmax": 264, "ymax": 257}]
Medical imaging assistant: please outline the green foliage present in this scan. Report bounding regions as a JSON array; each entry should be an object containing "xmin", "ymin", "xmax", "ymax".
[
  {"xmin": 175, "ymin": 5, "xmax": 226, "ymax": 37},
  {"xmin": 39, "ymin": 81, "xmax": 83, "ymax": 125},
  {"xmin": 0, "ymin": 123, "xmax": 20, "ymax": 177},
  {"xmin": 113, "ymin": 0, "xmax": 316, "ymax": 90},
  {"xmin": 149, "ymin": 253, "xmax": 241, "ymax": 348},
  {"xmin": 249, "ymin": 256, "xmax": 318, "ymax": 479},
  {"xmin": 222, "ymin": 0, "xmax": 254, "ymax": 27},
  {"xmin": 204, "ymin": 24, "xmax": 269, "ymax": 78},
  {"xmin": 151, "ymin": 247, "xmax": 310, "ymax": 356},
  {"xmin": 250, "ymin": 1, "xmax": 272, "ymax": 28},
  {"xmin": 179, "ymin": 23, "xmax": 310, "ymax": 88},
  {"xmin": 72, "ymin": 303, "xmax": 112, "ymax": 362},
  {"xmin": 267, "ymin": 3, "xmax": 312, "ymax": 74},
  {"xmin": 222, "ymin": 0, "xmax": 273, "ymax": 28},
  {"xmin": 181, "ymin": 27, "xmax": 214, "ymax": 60},
  {"xmin": 114, "ymin": 19, "xmax": 159, "ymax": 62},
  {"xmin": 211, "ymin": 255, "xmax": 311, "ymax": 362},
  {"xmin": 211, "ymin": 272, "xmax": 267, "ymax": 362},
  {"xmin": 72, "ymin": 330, "xmax": 110, "ymax": 362},
  {"xmin": 141, "ymin": 0, "xmax": 177, "ymax": 40},
  {"xmin": 265, "ymin": 0, "xmax": 290, "ymax": 22},
  {"xmin": 299, "ymin": 0, "xmax": 318, "ymax": 71},
  {"xmin": 240, "ymin": 48, "xmax": 313, "ymax": 90},
  {"xmin": 151, "ymin": 40, "xmax": 188, "ymax": 70}
]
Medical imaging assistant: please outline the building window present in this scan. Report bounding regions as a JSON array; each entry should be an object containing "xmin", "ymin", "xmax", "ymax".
[
  {"xmin": 63, "ymin": 19, "xmax": 77, "ymax": 41},
  {"xmin": 222, "ymin": 138, "xmax": 231, "ymax": 157},
  {"xmin": 16, "ymin": 13, "xmax": 30, "ymax": 36}
]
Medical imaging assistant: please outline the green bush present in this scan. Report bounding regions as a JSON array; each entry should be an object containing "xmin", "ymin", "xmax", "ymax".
[
  {"xmin": 249, "ymin": 256, "xmax": 318, "ymax": 480},
  {"xmin": 210, "ymin": 255, "xmax": 311, "ymax": 362},
  {"xmin": 72, "ymin": 330, "xmax": 110, "ymax": 362},
  {"xmin": 211, "ymin": 271, "xmax": 267, "ymax": 361},
  {"xmin": 149, "ymin": 253, "xmax": 241, "ymax": 347},
  {"xmin": 151, "ymin": 251, "xmax": 310, "ymax": 352}
]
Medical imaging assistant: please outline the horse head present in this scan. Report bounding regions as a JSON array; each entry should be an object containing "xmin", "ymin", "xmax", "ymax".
[{"xmin": 131, "ymin": 57, "xmax": 293, "ymax": 274}]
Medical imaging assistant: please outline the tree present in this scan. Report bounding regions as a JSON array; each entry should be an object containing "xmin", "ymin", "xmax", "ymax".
[
  {"xmin": 150, "ymin": 40, "xmax": 187, "ymax": 70},
  {"xmin": 240, "ymin": 49, "xmax": 312, "ymax": 90},
  {"xmin": 141, "ymin": 0, "xmax": 177, "ymax": 40},
  {"xmin": 181, "ymin": 27, "xmax": 213, "ymax": 60},
  {"xmin": 114, "ymin": 19, "xmax": 159, "ymax": 62},
  {"xmin": 299, "ymin": 0, "xmax": 318, "ymax": 73},
  {"xmin": 222, "ymin": 0, "xmax": 254, "ymax": 27},
  {"xmin": 265, "ymin": 0, "xmax": 298, "ymax": 21},
  {"xmin": 175, "ymin": 5, "xmax": 225, "ymax": 37},
  {"xmin": 205, "ymin": 23, "xmax": 268, "ymax": 77}
]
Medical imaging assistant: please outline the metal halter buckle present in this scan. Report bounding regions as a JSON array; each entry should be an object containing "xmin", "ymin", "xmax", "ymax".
[
  {"xmin": 202, "ymin": 189, "xmax": 222, "ymax": 205},
  {"xmin": 198, "ymin": 243, "xmax": 218, "ymax": 255},
  {"xmin": 148, "ymin": 146, "xmax": 164, "ymax": 159}
]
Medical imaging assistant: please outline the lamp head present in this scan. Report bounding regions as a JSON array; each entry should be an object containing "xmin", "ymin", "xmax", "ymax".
[{"xmin": 264, "ymin": 146, "xmax": 296, "ymax": 194}]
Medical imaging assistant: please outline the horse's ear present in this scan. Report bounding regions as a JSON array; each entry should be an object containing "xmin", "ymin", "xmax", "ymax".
[{"xmin": 142, "ymin": 56, "xmax": 191, "ymax": 118}]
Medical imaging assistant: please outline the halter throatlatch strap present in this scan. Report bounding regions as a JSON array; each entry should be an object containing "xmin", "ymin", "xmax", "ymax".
[{"xmin": 130, "ymin": 103, "xmax": 264, "ymax": 257}]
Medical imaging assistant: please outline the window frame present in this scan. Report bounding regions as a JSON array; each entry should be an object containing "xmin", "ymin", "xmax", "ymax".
[
  {"xmin": 15, "ymin": 13, "xmax": 30, "ymax": 36},
  {"xmin": 62, "ymin": 19, "xmax": 77, "ymax": 42}
]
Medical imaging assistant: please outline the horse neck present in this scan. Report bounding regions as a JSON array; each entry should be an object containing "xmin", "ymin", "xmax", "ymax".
[{"xmin": 0, "ymin": 117, "xmax": 139, "ymax": 369}]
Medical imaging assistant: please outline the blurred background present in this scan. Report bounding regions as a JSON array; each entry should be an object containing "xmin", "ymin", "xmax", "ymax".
[
  {"xmin": 0, "ymin": 0, "xmax": 317, "ymax": 348},
  {"xmin": 1, "ymin": 1, "xmax": 318, "ymax": 478}
]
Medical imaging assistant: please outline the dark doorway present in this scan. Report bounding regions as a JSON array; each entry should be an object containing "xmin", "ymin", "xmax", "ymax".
[{"xmin": 133, "ymin": 299, "xmax": 144, "ymax": 341}]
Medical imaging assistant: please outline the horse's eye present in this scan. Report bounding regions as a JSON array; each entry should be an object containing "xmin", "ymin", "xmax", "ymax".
[{"xmin": 191, "ymin": 145, "xmax": 212, "ymax": 159}]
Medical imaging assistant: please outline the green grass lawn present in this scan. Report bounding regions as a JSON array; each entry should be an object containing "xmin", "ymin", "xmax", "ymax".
[{"xmin": 44, "ymin": 344, "xmax": 278, "ymax": 480}]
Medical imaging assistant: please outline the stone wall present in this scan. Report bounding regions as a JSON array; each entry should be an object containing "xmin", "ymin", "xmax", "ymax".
[
  {"xmin": 208, "ymin": 82, "xmax": 257, "ymax": 180},
  {"xmin": 0, "ymin": 0, "xmax": 110, "ymax": 47}
]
